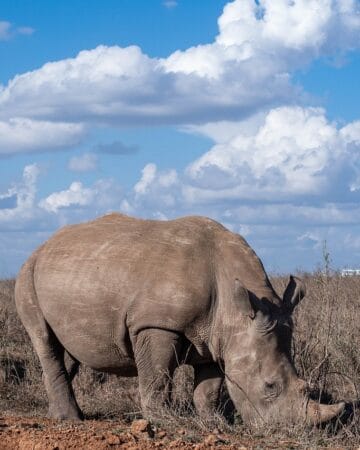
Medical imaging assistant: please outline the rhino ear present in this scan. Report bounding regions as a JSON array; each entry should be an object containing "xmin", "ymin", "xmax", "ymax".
[
  {"xmin": 234, "ymin": 279, "xmax": 256, "ymax": 319},
  {"xmin": 282, "ymin": 275, "xmax": 306, "ymax": 313}
]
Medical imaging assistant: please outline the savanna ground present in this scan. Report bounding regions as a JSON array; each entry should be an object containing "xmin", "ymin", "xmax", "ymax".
[{"xmin": 1, "ymin": 268, "xmax": 360, "ymax": 449}]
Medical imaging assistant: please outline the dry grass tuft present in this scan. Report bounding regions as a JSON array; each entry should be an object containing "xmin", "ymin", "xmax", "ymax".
[{"xmin": 1, "ymin": 273, "xmax": 360, "ymax": 447}]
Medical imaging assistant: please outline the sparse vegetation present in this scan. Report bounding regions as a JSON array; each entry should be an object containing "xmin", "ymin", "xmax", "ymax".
[{"xmin": 1, "ymin": 273, "xmax": 360, "ymax": 448}]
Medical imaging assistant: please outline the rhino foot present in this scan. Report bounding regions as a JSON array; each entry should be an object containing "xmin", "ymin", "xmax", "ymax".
[
  {"xmin": 47, "ymin": 403, "xmax": 84, "ymax": 421},
  {"xmin": 193, "ymin": 363, "xmax": 223, "ymax": 418}
]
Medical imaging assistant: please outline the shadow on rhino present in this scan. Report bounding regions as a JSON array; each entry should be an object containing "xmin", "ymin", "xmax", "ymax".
[{"xmin": 14, "ymin": 213, "xmax": 344, "ymax": 427}]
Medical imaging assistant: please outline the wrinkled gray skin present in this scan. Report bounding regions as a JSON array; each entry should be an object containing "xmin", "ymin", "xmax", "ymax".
[{"xmin": 15, "ymin": 214, "xmax": 344, "ymax": 426}]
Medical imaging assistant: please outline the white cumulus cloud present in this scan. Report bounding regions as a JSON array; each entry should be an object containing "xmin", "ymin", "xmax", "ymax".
[
  {"xmin": 116, "ymin": 103, "xmax": 360, "ymax": 271},
  {"xmin": 125, "ymin": 163, "xmax": 179, "ymax": 216},
  {"xmin": 0, "ymin": 164, "xmax": 41, "ymax": 228},
  {"xmin": 38, "ymin": 178, "xmax": 123, "ymax": 216},
  {"xmin": 39, "ymin": 182, "xmax": 95, "ymax": 213},
  {"xmin": 0, "ymin": 0, "xmax": 359, "ymax": 155},
  {"xmin": 0, "ymin": 118, "xmax": 85, "ymax": 155},
  {"xmin": 186, "ymin": 106, "xmax": 359, "ymax": 201},
  {"xmin": 134, "ymin": 163, "xmax": 158, "ymax": 195}
]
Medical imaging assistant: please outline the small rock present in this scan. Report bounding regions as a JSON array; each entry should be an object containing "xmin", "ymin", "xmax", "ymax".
[
  {"xmin": 177, "ymin": 428, "xmax": 186, "ymax": 435},
  {"xmin": 130, "ymin": 419, "xmax": 152, "ymax": 437},
  {"xmin": 106, "ymin": 434, "xmax": 121, "ymax": 445},
  {"xmin": 204, "ymin": 434, "xmax": 220, "ymax": 446},
  {"xmin": 157, "ymin": 431, "xmax": 167, "ymax": 439}
]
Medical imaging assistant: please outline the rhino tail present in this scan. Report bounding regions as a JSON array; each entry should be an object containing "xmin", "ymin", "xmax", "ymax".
[{"xmin": 15, "ymin": 247, "xmax": 44, "ymax": 330}]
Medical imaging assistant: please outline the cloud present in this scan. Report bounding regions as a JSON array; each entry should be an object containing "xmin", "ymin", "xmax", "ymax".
[
  {"xmin": 186, "ymin": 106, "xmax": 360, "ymax": 201},
  {"xmin": 134, "ymin": 163, "xmax": 157, "ymax": 195},
  {"xmin": 121, "ymin": 106, "xmax": 360, "ymax": 218},
  {"xmin": 0, "ymin": 163, "xmax": 123, "ymax": 232},
  {"xmin": 0, "ymin": 0, "xmax": 359, "ymax": 156},
  {"xmin": 93, "ymin": 140, "xmax": 139, "ymax": 155},
  {"xmin": 0, "ymin": 172, "xmax": 127, "ymax": 272},
  {"xmin": 0, "ymin": 118, "xmax": 85, "ymax": 155},
  {"xmin": 0, "ymin": 164, "xmax": 41, "ymax": 229},
  {"xmin": 68, "ymin": 153, "xmax": 98, "ymax": 172},
  {"xmin": 39, "ymin": 182, "xmax": 96, "ymax": 213},
  {"xmin": 222, "ymin": 202, "xmax": 360, "ymax": 227},
  {"xmin": 217, "ymin": 0, "xmax": 360, "ymax": 56},
  {"xmin": 123, "ymin": 163, "xmax": 179, "ymax": 217},
  {"xmin": 163, "ymin": 0, "xmax": 360, "ymax": 79},
  {"xmin": 163, "ymin": 1, "xmax": 178, "ymax": 8},
  {"xmin": 0, "ymin": 21, "xmax": 34, "ymax": 40},
  {"xmin": 117, "ymin": 164, "xmax": 360, "ymax": 270},
  {"xmin": 38, "ymin": 178, "xmax": 122, "ymax": 215},
  {"xmin": 115, "ymin": 102, "xmax": 360, "ymax": 270},
  {"xmin": 134, "ymin": 163, "xmax": 178, "ymax": 198}
]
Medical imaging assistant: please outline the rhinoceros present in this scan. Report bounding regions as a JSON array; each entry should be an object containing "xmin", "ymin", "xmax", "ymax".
[{"xmin": 15, "ymin": 213, "xmax": 344, "ymax": 425}]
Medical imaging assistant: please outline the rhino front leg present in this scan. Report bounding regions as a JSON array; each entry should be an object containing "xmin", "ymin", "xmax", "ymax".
[
  {"xmin": 193, "ymin": 363, "xmax": 223, "ymax": 418},
  {"xmin": 134, "ymin": 328, "xmax": 182, "ymax": 416}
]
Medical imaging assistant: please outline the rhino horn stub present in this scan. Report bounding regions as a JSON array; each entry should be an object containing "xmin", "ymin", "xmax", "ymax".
[
  {"xmin": 282, "ymin": 275, "xmax": 306, "ymax": 313},
  {"xmin": 305, "ymin": 399, "xmax": 345, "ymax": 425}
]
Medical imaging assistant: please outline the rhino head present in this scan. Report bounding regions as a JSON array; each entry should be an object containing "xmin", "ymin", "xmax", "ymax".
[{"xmin": 221, "ymin": 276, "xmax": 344, "ymax": 426}]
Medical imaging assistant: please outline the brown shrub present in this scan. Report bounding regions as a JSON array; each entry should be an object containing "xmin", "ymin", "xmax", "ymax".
[{"xmin": 272, "ymin": 272, "xmax": 360, "ymax": 403}]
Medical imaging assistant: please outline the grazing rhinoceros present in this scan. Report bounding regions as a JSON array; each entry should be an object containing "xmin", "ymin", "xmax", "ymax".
[{"xmin": 15, "ymin": 213, "xmax": 344, "ymax": 425}]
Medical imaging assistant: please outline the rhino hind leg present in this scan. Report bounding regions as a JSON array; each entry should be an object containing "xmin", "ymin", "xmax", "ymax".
[
  {"xmin": 15, "ymin": 255, "xmax": 83, "ymax": 420},
  {"xmin": 31, "ymin": 321, "xmax": 83, "ymax": 420},
  {"xmin": 193, "ymin": 363, "xmax": 223, "ymax": 418},
  {"xmin": 16, "ymin": 299, "xmax": 82, "ymax": 419},
  {"xmin": 134, "ymin": 328, "xmax": 182, "ymax": 416}
]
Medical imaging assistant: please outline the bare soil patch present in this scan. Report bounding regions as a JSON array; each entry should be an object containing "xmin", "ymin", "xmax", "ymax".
[{"xmin": 0, "ymin": 416, "xmax": 308, "ymax": 449}]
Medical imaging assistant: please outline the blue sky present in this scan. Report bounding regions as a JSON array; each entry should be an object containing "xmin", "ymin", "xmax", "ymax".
[{"xmin": 1, "ymin": 0, "xmax": 360, "ymax": 276}]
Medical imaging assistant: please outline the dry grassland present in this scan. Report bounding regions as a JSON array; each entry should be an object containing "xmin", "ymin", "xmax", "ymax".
[{"xmin": 1, "ymin": 273, "xmax": 360, "ymax": 448}]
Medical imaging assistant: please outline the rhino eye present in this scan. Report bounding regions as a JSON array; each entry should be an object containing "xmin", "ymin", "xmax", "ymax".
[
  {"xmin": 265, "ymin": 381, "xmax": 276, "ymax": 391},
  {"xmin": 264, "ymin": 381, "xmax": 281, "ymax": 399}
]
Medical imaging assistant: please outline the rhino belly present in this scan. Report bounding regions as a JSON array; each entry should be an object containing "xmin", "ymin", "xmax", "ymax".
[
  {"xmin": 55, "ymin": 314, "xmax": 136, "ymax": 375},
  {"xmin": 37, "ymin": 286, "xmax": 136, "ymax": 375}
]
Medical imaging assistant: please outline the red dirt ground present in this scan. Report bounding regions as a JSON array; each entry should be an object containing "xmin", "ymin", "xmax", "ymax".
[{"xmin": 0, "ymin": 416, "xmax": 306, "ymax": 450}]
